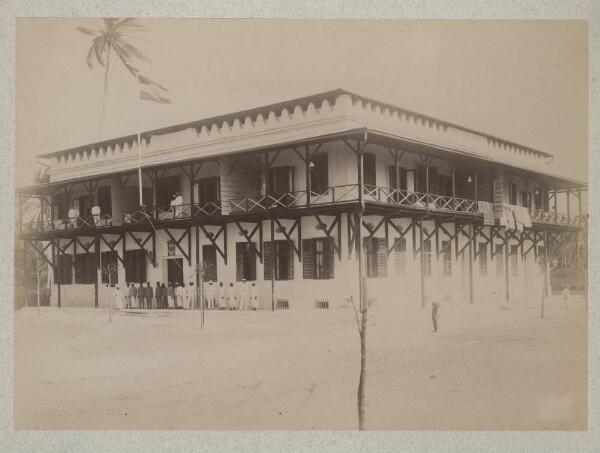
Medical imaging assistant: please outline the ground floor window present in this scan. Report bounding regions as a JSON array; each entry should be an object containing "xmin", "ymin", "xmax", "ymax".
[
  {"xmin": 75, "ymin": 253, "xmax": 95, "ymax": 284},
  {"xmin": 264, "ymin": 240, "xmax": 294, "ymax": 280},
  {"xmin": 124, "ymin": 249, "xmax": 147, "ymax": 283},
  {"xmin": 441, "ymin": 240, "xmax": 452, "ymax": 276},
  {"xmin": 478, "ymin": 243, "xmax": 488, "ymax": 276},
  {"xmin": 423, "ymin": 239, "xmax": 432, "ymax": 277},
  {"xmin": 236, "ymin": 242, "xmax": 257, "ymax": 281},
  {"xmin": 302, "ymin": 238, "xmax": 334, "ymax": 279},
  {"xmin": 202, "ymin": 245, "xmax": 217, "ymax": 281},
  {"xmin": 54, "ymin": 253, "xmax": 73, "ymax": 285},
  {"xmin": 495, "ymin": 244, "xmax": 504, "ymax": 277},
  {"xmin": 365, "ymin": 238, "xmax": 387, "ymax": 278},
  {"xmin": 100, "ymin": 251, "xmax": 119, "ymax": 284},
  {"xmin": 394, "ymin": 237, "xmax": 406, "ymax": 276}
]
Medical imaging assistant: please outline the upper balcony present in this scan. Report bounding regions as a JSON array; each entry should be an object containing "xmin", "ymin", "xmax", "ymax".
[{"xmin": 19, "ymin": 183, "xmax": 583, "ymax": 236}]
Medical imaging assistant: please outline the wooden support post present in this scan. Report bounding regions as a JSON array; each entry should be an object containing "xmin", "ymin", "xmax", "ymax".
[
  {"xmin": 195, "ymin": 226, "xmax": 200, "ymax": 305},
  {"xmin": 474, "ymin": 172, "xmax": 479, "ymax": 205},
  {"xmin": 305, "ymin": 146, "xmax": 311, "ymax": 206},
  {"xmin": 554, "ymin": 190, "xmax": 557, "ymax": 213},
  {"xmin": 55, "ymin": 240, "xmax": 61, "ymax": 308},
  {"xmin": 505, "ymin": 228, "xmax": 510, "ymax": 302},
  {"xmin": 419, "ymin": 218, "xmax": 426, "ymax": 309},
  {"xmin": 468, "ymin": 223, "xmax": 474, "ymax": 304},
  {"xmin": 451, "ymin": 169, "xmax": 456, "ymax": 199},
  {"xmin": 544, "ymin": 229, "xmax": 549, "ymax": 297},
  {"xmin": 577, "ymin": 187, "xmax": 582, "ymax": 216},
  {"xmin": 575, "ymin": 230, "xmax": 580, "ymax": 297},
  {"xmin": 425, "ymin": 164, "xmax": 430, "ymax": 210},
  {"xmin": 94, "ymin": 235, "xmax": 99, "ymax": 308},
  {"xmin": 566, "ymin": 190, "xmax": 571, "ymax": 217},
  {"xmin": 270, "ymin": 218, "xmax": 275, "ymax": 312}
]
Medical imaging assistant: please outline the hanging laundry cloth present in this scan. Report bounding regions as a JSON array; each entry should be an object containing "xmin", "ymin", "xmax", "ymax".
[{"xmin": 477, "ymin": 201, "xmax": 495, "ymax": 226}]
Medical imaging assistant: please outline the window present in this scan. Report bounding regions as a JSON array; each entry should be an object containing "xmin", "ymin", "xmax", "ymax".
[
  {"xmin": 264, "ymin": 240, "xmax": 294, "ymax": 280},
  {"xmin": 196, "ymin": 177, "xmax": 220, "ymax": 205},
  {"xmin": 510, "ymin": 182, "xmax": 517, "ymax": 205},
  {"xmin": 124, "ymin": 250, "xmax": 147, "ymax": 283},
  {"xmin": 510, "ymin": 245, "xmax": 519, "ymax": 276},
  {"xmin": 441, "ymin": 240, "xmax": 452, "ymax": 276},
  {"xmin": 416, "ymin": 165, "xmax": 438, "ymax": 194},
  {"xmin": 388, "ymin": 166, "xmax": 407, "ymax": 191},
  {"xmin": 394, "ymin": 237, "xmax": 407, "ymax": 276},
  {"xmin": 423, "ymin": 239, "xmax": 432, "ymax": 277},
  {"xmin": 534, "ymin": 190, "xmax": 542, "ymax": 210},
  {"xmin": 478, "ymin": 244, "xmax": 488, "ymax": 276},
  {"xmin": 363, "ymin": 153, "xmax": 376, "ymax": 187},
  {"xmin": 54, "ymin": 253, "xmax": 73, "ymax": 285},
  {"xmin": 100, "ymin": 251, "xmax": 119, "ymax": 284},
  {"xmin": 97, "ymin": 186, "xmax": 112, "ymax": 215},
  {"xmin": 302, "ymin": 238, "xmax": 334, "ymax": 279},
  {"xmin": 236, "ymin": 242, "xmax": 257, "ymax": 281},
  {"xmin": 75, "ymin": 253, "xmax": 95, "ymax": 284},
  {"xmin": 520, "ymin": 190, "xmax": 530, "ymax": 208},
  {"xmin": 202, "ymin": 245, "xmax": 217, "ymax": 281},
  {"xmin": 439, "ymin": 175, "xmax": 452, "ymax": 197},
  {"xmin": 366, "ymin": 239, "xmax": 378, "ymax": 278},
  {"xmin": 267, "ymin": 166, "xmax": 293, "ymax": 196},
  {"xmin": 156, "ymin": 175, "xmax": 180, "ymax": 211},
  {"xmin": 310, "ymin": 153, "xmax": 328, "ymax": 195},
  {"xmin": 495, "ymin": 244, "xmax": 504, "ymax": 277},
  {"xmin": 52, "ymin": 193, "xmax": 69, "ymax": 219}
]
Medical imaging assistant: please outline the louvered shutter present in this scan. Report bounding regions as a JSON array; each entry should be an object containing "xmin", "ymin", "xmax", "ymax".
[
  {"xmin": 75, "ymin": 254, "xmax": 84, "ymax": 284},
  {"xmin": 287, "ymin": 242, "xmax": 294, "ymax": 280},
  {"xmin": 324, "ymin": 240, "xmax": 335, "ymax": 279},
  {"xmin": 263, "ymin": 242, "xmax": 272, "ymax": 280},
  {"xmin": 388, "ymin": 166, "xmax": 398, "ymax": 189},
  {"xmin": 377, "ymin": 238, "xmax": 387, "ymax": 277},
  {"xmin": 235, "ymin": 243, "xmax": 244, "ymax": 281},
  {"xmin": 416, "ymin": 165, "xmax": 425, "ymax": 193},
  {"xmin": 429, "ymin": 166, "xmax": 439, "ymax": 194},
  {"xmin": 394, "ymin": 238, "xmax": 407, "ymax": 276},
  {"xmin": 302, "ymin": 239, "xmax": 313, "ymax": 279}
]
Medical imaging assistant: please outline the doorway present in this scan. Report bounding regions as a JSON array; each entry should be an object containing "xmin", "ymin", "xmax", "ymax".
[{"xmin": 167, "ymin": 258, "xmax": 184, "ymax": 286}]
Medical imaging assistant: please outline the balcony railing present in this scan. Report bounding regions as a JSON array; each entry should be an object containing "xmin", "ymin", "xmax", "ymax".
[
  {"xmin": 529, "ymin": 208, "xmax": 583, "ymax": 226},
  {"xmin": 20, "ymin": 187, "xmax": 584, "ymax": 234},
  {"xmin": 20, "ymin": 214, "xmax": 113, "ymax": 233}
]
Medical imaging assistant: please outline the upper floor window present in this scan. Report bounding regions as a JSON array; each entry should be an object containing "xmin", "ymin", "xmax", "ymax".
[
  {"xmin": 157, "ymin": 175, "xmax": 180, "ymax": 211},
  {"xmin": 510, "ymin": 182, "xmax": 517, "ymax": 205},
  {"xmin": 236, "ymin": 242, "xmax": 257, "ymax": 281},
  {"xmin": 388, "ymin": 166, "xmax": 408, "ymax": 191},
  {"xmin": 196, "ymin": 177, "xmax": 220, "ymax": 205},
  {"xmin": 363, "ymin": 153, "xmax": 376, "ymax": 187},
  {"xmin": 310, "ymin": 152, "xmax": 329, "ymax": 195}
]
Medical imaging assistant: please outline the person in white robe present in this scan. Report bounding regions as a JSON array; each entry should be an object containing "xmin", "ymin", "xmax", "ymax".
[
  {"xmin": 114, "ymin": 285, "xmax": 123, "ymax": 310},
  {"xmin": 239, "ymin": 279, "xmax": 249, "ymax": 311},
  {"xmin": 250, "ymin": 282, "xmax": 258, "ymax": 310},
  {"xmin": 91, "ymin": 201, "xmax": 101, "ymax": 225}
]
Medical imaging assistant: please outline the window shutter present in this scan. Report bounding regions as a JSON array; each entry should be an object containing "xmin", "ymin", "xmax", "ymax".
[
  {"xmin": 287, "ymin": 242, "xmax": 295, "ymax": 280},
  {"xmin": 377, "ymin": 238, "xmax": 387, "ymax": 277},
  {"xmin": 394, "ymin": 238, "xmax": 406, "ymax": 276},
  {"xmin": 399, "ymin": 167, "xmax": 407, "ymax": 191},
  {"xmin": 263, "ymin": 242, "xmax": 272, "ymax": 280},
  {"xmin": 302, "ymin": 239, "xmax": 313, "ymax": 279},
  {"xmin": 388, "ymin": 166, "xmax": 397, "ymax": 189},
  {"xmin": 416, "ymin": 165, "xmax": 425, "ymax": 193},
  {"xmin": 324, "ymin": 240, "xmax": 335, "ymax": 279},
  {"xmin": 75, "ymin": 254, "xmax": 84, "ymax": 284}
]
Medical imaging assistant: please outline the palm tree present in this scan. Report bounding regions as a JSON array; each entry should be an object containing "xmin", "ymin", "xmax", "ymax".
[{"xmin": 77, "ymin": 18, "xmax": 151, "ymax": 138}]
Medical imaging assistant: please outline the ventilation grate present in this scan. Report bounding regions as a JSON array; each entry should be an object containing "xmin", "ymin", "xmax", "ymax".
[
  {"xmin": 315, "ymin": 299, "xmax": 329, "ymax": 309},
  {"xmin": 276, "ymin": 299, "xmax": 289, "ymax": 309}
]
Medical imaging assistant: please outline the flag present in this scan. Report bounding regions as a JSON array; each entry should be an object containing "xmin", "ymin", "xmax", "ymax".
[{"xmin": 138, "ymin": 74, "xmax": 170, "ymax": 104}]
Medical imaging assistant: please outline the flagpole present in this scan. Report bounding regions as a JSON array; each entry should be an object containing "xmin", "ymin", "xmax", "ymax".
[{"xmin": 136, "ymin": 73, "xmax": 143, "ymax": 207}]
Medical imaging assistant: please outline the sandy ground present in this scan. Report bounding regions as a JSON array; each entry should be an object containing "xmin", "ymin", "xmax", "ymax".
[{"xmin": 14, "ymin": 297, "xmax": 587, "ymax": 430}]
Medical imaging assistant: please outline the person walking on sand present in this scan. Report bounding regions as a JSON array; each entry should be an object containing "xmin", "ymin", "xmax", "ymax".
[
  {"xmin": 250, "ymin": 282, "xmax": 258, "ymax": 310},
  {"xmin": 432, "ymin": 301, "xmax": 440, "ymax": 332}
]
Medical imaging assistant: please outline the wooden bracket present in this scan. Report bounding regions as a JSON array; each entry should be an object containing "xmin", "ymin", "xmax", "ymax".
[
  {"xmin": 164, "ymin": 228, "xmax": 192, "ymax": 266},
  {"xmin": 235, "ymin": 221, "xmax": 263, "ymax": 263},
  {"xmin": 274, "ymin": 218, "xmax": 302, "ymax": 261},
  {"xmin": 314, "ymin": 214, "xmax": 342, "ymax": 260},
  {"xmin": 199, "ymin": 224, "xmax": 227, "ymax": 264}
]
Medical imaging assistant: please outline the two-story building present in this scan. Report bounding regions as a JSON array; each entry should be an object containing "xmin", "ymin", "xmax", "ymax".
[{"xmin": 17, "ymin": 89, "xmax": 587, "ymax": 311}]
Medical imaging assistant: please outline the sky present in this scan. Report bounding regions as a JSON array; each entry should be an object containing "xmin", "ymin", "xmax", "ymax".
[{"xmin": 15, "ymin": 19, "xmax": 588, "ymax": 187}]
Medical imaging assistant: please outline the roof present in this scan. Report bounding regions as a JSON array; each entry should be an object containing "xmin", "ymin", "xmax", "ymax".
[{"xmin": 38, "ymin": 88, "xmax": 554, "ymax": 160}]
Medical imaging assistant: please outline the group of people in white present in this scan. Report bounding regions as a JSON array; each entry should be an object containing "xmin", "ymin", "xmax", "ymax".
[
  {"xmin": 66, "ymin": 200, "xmax": 105, "ymax": 228},
  {"xmin": 111, "ymin": 279, "xmax": 259, "ymax": 311}
]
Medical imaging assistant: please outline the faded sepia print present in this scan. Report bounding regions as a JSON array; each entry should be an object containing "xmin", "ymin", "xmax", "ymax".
[{"xmin": 14, "ymin": 19, "xmax": 588, "ymax": 430}]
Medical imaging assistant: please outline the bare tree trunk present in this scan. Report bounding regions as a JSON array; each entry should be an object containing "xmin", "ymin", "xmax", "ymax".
[
  {"xmin": 36, "ymin": 254, "xmax": 40, "ymax": 319},
  {"xmin": 99, "ymin": 43, "xmax": 112, "ymax": 140},
  {"xmin": 358, "ymin": 276, "xmax": 367, "ymax": 430}
]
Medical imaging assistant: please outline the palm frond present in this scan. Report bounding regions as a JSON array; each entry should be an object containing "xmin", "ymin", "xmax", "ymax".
[
  {"xmin": 115, "ymin": 18, "xmax": 146, "ymax": 29},
  {"xmin": 103, "ymin": 18, "xmax": 120, "ymax": 31},
  {"xmin": 92, "ymin": 35, "xmax": 107, "ymax": 66},
  {"xmin": 115, "ymin": 38, "xmax": 149, "ymax": 63},
  {"xmin": 85, "ymin": 45, "xmax": 96, "ymax": 69},
  {"xmin": 111, "ymin": 43, "xmax": 140, "ymax": 77},
  {"xmin": 77, "ymin": 26, "xmax": 99, "ymax": 36}
]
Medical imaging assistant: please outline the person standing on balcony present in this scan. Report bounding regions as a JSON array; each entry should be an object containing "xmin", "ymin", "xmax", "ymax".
[
  {"xmin": 170, "ymin": 194, "xmax": 177, "ymax": 219},
  {"xmin": 91, "ymin": 201, "xmax": 101, "ymax": 226},
  {"xmin": 250, "ymin": 282, "xmax": 258, "ymax": 311},
  {"xmin": 68, "ymin": 202, "xmax": 79, "ymax": 229},
  {"xmin": 174, "ymin": 192, "xmax": 183, "ymax": 218}
]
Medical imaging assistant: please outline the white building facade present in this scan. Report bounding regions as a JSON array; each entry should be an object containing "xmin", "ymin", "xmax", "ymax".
[{"xmin": 17, "ymin": 90, "xmax": 587, "ymax": 311}]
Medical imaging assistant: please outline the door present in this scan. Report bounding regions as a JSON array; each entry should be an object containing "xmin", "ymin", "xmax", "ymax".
[
  {"xmin": 267, "ymin": 166, "xmax": 293, "ymax": 207},
  {"xmin": 167, "ymin": 258, "xmax": 184, "ymax": 286}
]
